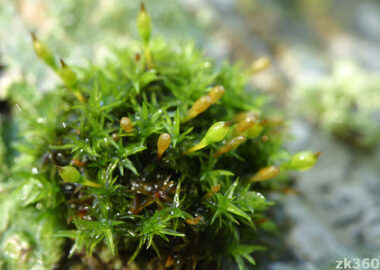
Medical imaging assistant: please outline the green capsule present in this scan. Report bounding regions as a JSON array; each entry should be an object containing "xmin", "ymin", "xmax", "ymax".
[
  {"xmin": 58, "ymin": 59, "xmax": 85, "ymax": 103},
  {"xmin": 204, "ymin": 121, "xmax": 231, "ymax": 143},
  {"xmin": 246, "ymin": 124, "xmax": 264, "ymax": 139},
  {"xmin": 282, "ymin": 151, "xmax": 320, "ymax": 171},
  {"xmin": 185, "ymin": 122, "xmax": 230, "ymax": 153},
  {"xmin": 58, "ymin": 59, "xmax": 78, "ymax": 88},
  {"xmin": 31, "ymin": 32, "xmax": 57, "ymax": 70},
  {"xmin": 57, "ymin": 166, "xmax": 101, "ymax": 188},
  {"xmin": 57, "ymin": 165, "xmax": 81, "ymax": 183},
  {"xmin": 137, "ymin": 3, "xmax": 152, "ymax": 46}
]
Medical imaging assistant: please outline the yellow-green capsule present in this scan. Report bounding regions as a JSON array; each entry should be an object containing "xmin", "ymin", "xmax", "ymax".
[
  {"xmin": 234, "ymin": 112, "xmax": 248, "ymax": 123},
  {"xmin": 264, "ymin": 116, "xmax": 284, "ymax": 127},
  {"xmin": 234, "ymin": 114, "xmax": 257, "ymax": 134},
  {"xmin": 208, "ymin": 85, "xmax": 225, "ymax": 103},
  {"xmin": 120, "ymin": 117, "xmax": 133, "ymax": 133},
  {"xmin": 57, "ymin": 166, "xmax": 101, "ymax": 188},
  {"xmin": 246, "ymin": 124, "xmax": 264, "ymax": 139},
  {"xmin": 250, "ymin": 166, "xmax": 280, "ymax": 182},
  {"xmin": 282, "ymin": 151, "xmax": 320, "ymax": 171},
  {"xmin": 249, "ymin": 57, "xmax": 271, "ymax": 74},
  {"xmin": 58, "ymin": 59, "xmax": 78, "ymax": 88},
  {"xmin": 185, "ymin": 122, "xmax": 230, "ymax": 153},
  {"xmin": 57, "ymin": 165, "xmax": 81, "ymax": 183},
  {"xmin": 57, "ymin": 59, "xmax": 84, "ymax": 103},
  {"xmin": 234, "ymin": 111, "xmax": 259, "ymax": 123},
  {"xmin": 137, "ymin": 3, "xmax": 152, "ymax": 46},
  {"xmin": 31, "ymin": 32, "xmax": 57, "ymax": 70},
  {"xmin": 183, "ymin": 95, "xmax": 213, "ymax": 122},
  {"xmin": 157, "ymin": 133, "xmax": 171, "ymax": 159},
  {"xmin": 215, "ymin": 136, "xmax": 246, "ymax": 156},
  {"xmin": 204, "ymin": 121, "xmax": 231, "ymax": 143}
]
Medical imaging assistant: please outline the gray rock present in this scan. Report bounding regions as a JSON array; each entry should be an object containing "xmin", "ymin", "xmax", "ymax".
[{"xmin": 280, "ymin": 119, "xmax": 380, "ymax": 267}]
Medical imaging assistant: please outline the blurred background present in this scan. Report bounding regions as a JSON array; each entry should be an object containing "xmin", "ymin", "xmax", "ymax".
[{"xmin": 1, "ymin": 0, "xmax": 380, "ymax": 269}]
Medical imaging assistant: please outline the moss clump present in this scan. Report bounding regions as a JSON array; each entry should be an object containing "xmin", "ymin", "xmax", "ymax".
[
  {"xmin": 0, "ymin": 4, "xmax": 318, "ymax": 270},
  {"xmin": 294, "ymin": 60, "xmax": 380, "ymax": 149}
]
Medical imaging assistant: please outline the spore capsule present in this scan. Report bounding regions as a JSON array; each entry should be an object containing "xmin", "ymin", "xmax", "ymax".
[
  {"xmin": 120, "ymin": 117, "xmax": 133, "ymax": 133},
  {"xmin": 157, "ymin": 133, "xmax": 171, "ymax": 159}
]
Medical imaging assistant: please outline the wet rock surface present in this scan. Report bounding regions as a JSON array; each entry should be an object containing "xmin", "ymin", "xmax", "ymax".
[{"xmin": 276, "ymin": 120, "xmax": 380, "ymax": 268}]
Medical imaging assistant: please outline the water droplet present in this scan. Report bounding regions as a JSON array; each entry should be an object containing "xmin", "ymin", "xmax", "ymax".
[{"xmin": 256, "ymin": 192, "xmax": 265, "ymax": 199}]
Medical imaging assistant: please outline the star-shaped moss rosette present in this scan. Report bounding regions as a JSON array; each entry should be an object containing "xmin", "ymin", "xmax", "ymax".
[{"xmin": 1, "ymin": 3, "xmax": 319, "ymax": 270}]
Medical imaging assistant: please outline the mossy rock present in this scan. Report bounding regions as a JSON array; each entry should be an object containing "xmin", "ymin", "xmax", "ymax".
[{"xmin": 0, "ymin": 5, "xmax": 317, "ymax": 270}]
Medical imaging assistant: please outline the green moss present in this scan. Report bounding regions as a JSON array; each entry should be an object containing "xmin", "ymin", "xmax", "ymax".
[
  {"xmin": 0, "ymin": 5, "xmax": 317, "ymax": 270},
  {"xmin": 294, "ymin": 60, "xmax": 380, "ymax": 148}
]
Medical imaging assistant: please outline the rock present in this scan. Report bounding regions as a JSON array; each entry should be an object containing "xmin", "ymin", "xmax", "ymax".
[{"xmin": 279, "ymin": 119, "xmax": 380, "ymax": 267}]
